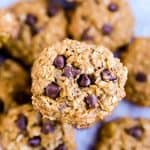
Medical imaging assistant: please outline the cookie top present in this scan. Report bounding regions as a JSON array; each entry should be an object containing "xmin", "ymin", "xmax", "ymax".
[
  {"xmin": 0, "ymin": 56, "xmax": 30, "ymax": 113},
  {"xmin": 6, "ymin": 0, "xmax": 67, "ymax": 65},
  {"xmin": 0, "ymin": 105, "xmax": 76, "ymax": 150},
  {"xmin": 69, "ymin": 0, "xmax": 134, "ymax": 51},
  {"xmin": 0, "ymin": 9, "xmax": 19, "ymax": 46},
  {"xmin": 122, "ymin": 38, "xmax": 150, "ymax": 106},
  {"xmin": 97, "ymin": 118, "xmax": 150, "ymax": 150},
  {"xmin": 31, "ymin": 39, "xmax": 127, "ymax": 128}
]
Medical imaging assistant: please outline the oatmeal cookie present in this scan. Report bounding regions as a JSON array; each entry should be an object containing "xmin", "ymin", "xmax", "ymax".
[
  {"xmin": 122, "ymin": 38, "xmax": 150, "ymax": 106},
  {"xmin": 6, "ymin": 0, "xmax": 67, "ymax": 65},
  {"xmin": 69, "ymin": 0, "xmax": 134, "ymax": 51},
  {"xmin": 0, "ymin": 54, "xmax": 30, "ymax": 113},
  {"xmin": 97, "ymin": 118, "xmax": 150, "ymax": 150},
  {"xmin": 0, "ymin": 105, "xmax": 76, "ymax": 150},
  {"xmin": 31, "ymin": 39, "xmax": 127, "ymax": 128}
]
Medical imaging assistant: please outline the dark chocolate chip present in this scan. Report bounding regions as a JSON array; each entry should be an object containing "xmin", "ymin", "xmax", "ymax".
[
  {"xmin": 125, "ymin": 126, "xmax": 144, "ymax": 140},
  {"xmin": 58, "ymin": 0, "xmax": 77, "ymax": 10},
  {"xmin": 63, "ymin": 66, "xmax": 80, "ymax": 78},
  {"xmin": 85, "ymin": 95, "xmax": 98, "ymax": 108},
  {"xmin": 101, "ymin": 69, "xmax": 117, "ymax": 81},
  {"xmin": 25, "ymin": 14, "xmax": 38, "ymax": 26},
  {"xmin": 0, "ymin": 99, "xmax": 4, "ymax": 113},
  {"xmin": 41, "ymin": 120, "xmax": 55, "ymax": 134},
  {"xmin": 54, "ymin": 55, "xmax": 66, "ymax": 69},
  {"xmin": 81, "ymin": 28, "xmax": 93, "ymax": 41},
  {"xmin": 135, "ymin": 72, "xmax": 147, "ymax": 82},
  {"xmin": 47, "ymin": 1, "xmax": 60, "ymax": 17},
  {"xmin": 16, "ymin": 114, "xmax": 28, "ymax": 131},
  {"xmin": 108, "ymin": 3, "xmax": 118, "ymax": 12},
  {"xmin": 77, "ymin": 74, "xmax": 91, "ymax": 87},
  {"xmin": 102, "ymin": 24, "xmax": 113, "ymax": 35},
  {"xmin": 55, "ymin": 144, "xmax": 66, "ymax": 150},
  {"xmin": 44, "ymin": 83, "xmax": 61, "ymax": 99},
  {"xmin": 28, "ymin": 136, "xmax": 41, "ymax": 147}
]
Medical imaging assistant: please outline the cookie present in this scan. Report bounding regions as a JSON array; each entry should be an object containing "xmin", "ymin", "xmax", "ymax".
[
  {"xmin": 0, "ymin": 9, "xmax": 19, "ymax": 47},
  {"xmin": 0, "ymin": 105, "xmax": 76, "ymax": 150},
  {"xmin": 0, "ymin": 54, "xmax": 30, "ymax": 114},
  {"xmin": 5, "ymin": 0, "xmax": 67, "ymax": 65},
  {"xmin": 31, "ymin": 39, "xmax": 127, "ymax": 128},
  {"xmin": 122, "ymin": 38, "xmax": 150, "ymax": 106},
  {"xmin": 97, "ymin": 118, "xmax": 150, "ymax": 150},
  {"xmin": 69, "ymin": 0, "xmax": 134, "ymax": 51}
]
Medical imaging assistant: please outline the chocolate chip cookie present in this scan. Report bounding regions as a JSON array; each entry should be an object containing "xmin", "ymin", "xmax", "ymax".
[
  {"xmin": 0, "ymin": 105, "xmax": 76, "ymax": 150},
  {"xmin": 5, "ymin": 0, "xmax": 67, "ymax": 65},
  {"xmin": 69, "ymin": 0, "xmax": 134, "ymax": 51},
  {"xmin": 97, "ymin": 118, "xmax": 150, "ymax": 150},
  {"xmin": 31, "ymin": 39, "xmax": 127, "ymax": 128},
  {"xmin": 0, "ymin": 9, "xmax": 19, "ymax": 47},
  {"xmin": 122, "ymin": 38, "xmax": 150, "ymax": 107},
  {"xmin": 0, "ymin": 54, "xmax": 30, "ymax": 114}
]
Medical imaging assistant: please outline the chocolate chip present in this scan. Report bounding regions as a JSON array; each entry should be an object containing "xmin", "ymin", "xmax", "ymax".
[
  {"xmin": 125, "ymin": 126, "xmax": 144, "ymax": 140},
  {"xmin": 102, "ymin": 24, "xmax": 113, "ymax": 35},
  {"xmin": 55, "ymin": 144, "xmax": 66, "ymax": 150},
  {"xmin": 44, "ymin": 83, "xmax": 61, "ymax": 99},
  {"xmin": 135, "ymin": 72, "xmax": 147, "ymax": 82},
  {"xmin": 54, "ymin": 55, "xmax": 66, "ymax": 69},
  {"xmin": 47, "ymin": 1, "xmax": 60, "ymax": 17},
  {"xmin": 108, "ymin": 3, "xmax": 118, "ymax": 12},
  {"xmin": 41, "ymin": 120, "xmax": 55, "ymax": 134},
  {"xmin": 101, "ymin": 69, "xmax": 117, "ymax": 81},
  {"xmin": 63, "ymin": 66, "xmax": 80, "ymax": 78},
  {"xmin": 58, "ymin": 0, "xmax": 77, "ymax": 10},
  {"xmin": 0, "ymin": 99, "xmax": 4, "ymax": 113},
  {"xmin": 16, "ymin": 114, "xmax": 28, "ymax": 131},
  {"xmin": 28, "ymin": 136, "xmax": 41, "ymax": 147},
  {"xmin": 77, "ymin": 74, "xmax": 91, "ymax": 87},
  {"xmin": 85, "ymin": 95, "xmax": 98, "ymax": 108},
  {"xmin": 25, "ymin": 14, "xmax": 38, "ymax": 26},
  {"xmin": 81, "ymin": 28, "xmax": 93, "ymax": 41}
]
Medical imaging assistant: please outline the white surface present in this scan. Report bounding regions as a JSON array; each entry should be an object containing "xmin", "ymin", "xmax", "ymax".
[{"xmin": 0, "ymin": 1, "xmax": 150, "ymax": 150}]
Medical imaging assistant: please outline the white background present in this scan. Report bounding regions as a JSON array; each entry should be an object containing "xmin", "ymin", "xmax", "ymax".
[{"xmin": 0, "ymin": 1, "xmax": 150, "ymax": 150}]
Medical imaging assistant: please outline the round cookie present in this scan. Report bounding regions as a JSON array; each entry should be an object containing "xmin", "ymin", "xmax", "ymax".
[
  {"xmin": 97, "ymin": 118, "xmax": 150, "ymax": 150},
  {"xmin": 6, "ymin": 0, "xmax": 67, "ymax": 65},
  {"xmin": 0, "ymin": 105, "xmax": 76, "ymax": 150},
  {"xmin": 31, "ymin": 39, "xmax": 127, "ymax": 128},
  {"xmin": 0, "ymin": 55, "xmax": 30, "ymax": 114},
  {"xmin": 122, "ymin": 38, "xmax": 150, "ymax": 106},
  {"xmin": 0, "ymin": 9, "xmax": 19, "ymax": 47},
  {"xmin": 69, "ymin": 0, "xmax": 134, "ymax": 51}
]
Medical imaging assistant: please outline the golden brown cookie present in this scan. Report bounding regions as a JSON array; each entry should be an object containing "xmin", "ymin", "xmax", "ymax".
[
  {"xmin": 122, "ymin": 38, "xmax": 150, "ymax": 107},
  {"xmin": 69, "ymin": 0, "xmax": 134, "ymax": 51},
  {"xmin": 0, "ymin": 55, "xmax": 30, "ymax": 114},
  {"xmin": 97, "ymin": 118, "xmax": 150, "ymax": 150},
  {"xmin": 0, "ymin": 105, "xmax": 76, "ymax": 150},
  {"xmin": 31, "ymin": 39, "xmax": 127, "ymax": 128},
  {"xmin": 5, "ymin": 0, "xmax": 67, "ymax": 65},
  {"xmin": 0, "ymin": 9, "xmax": 19, "ymax": 47}
]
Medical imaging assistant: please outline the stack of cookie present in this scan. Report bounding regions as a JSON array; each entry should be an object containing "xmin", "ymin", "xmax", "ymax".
[{"xmin": 0, "ymin": 0, "xmax": 149, "ymax": 149}]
